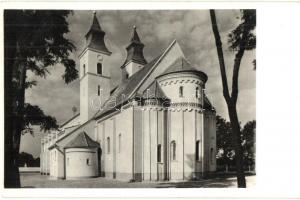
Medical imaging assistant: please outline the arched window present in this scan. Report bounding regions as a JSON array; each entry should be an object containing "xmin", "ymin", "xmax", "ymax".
[
  {"xmin": 210, "ymin": 148, "xmax": 214, "ymax": 163},
  {"xmin": 107, "ymin": 137, "xmax": 110, "ymax": 154},
  {"xmin": 118, "ymin": 134, "xmax": 121, "ymax": 153},
  {"xmin": 126, "ymin": 73, "xmax": 129, "ymax": 79},
  {"xmin": 83, "ymin": 64, "xmax": 86, "ymax": 76},
  {"xmin": 97, "ymin": 63, "xmax": 102, "ymax": 75},
  {"xmin": 196, "ymin": 140, "xmax": 200, "ymax": 161},
  {"xmin": 196, "ymin": 87, "xmax": 200, "ymax": 98},
  {"xmin": 157, "ymin": 144, "xmax": 162, "ymax": 162},
  {"xmin": 179, "ymin": 86, "xmax": 183, "ymax": 97},
  {"xmin": 86, "ymin": 158, "xmax": 90, "ymax": 165},
  {"xmin": 170, "ymin": 141, "xmax": 176, "ymax": 161},
  {"xmin": 98, "ymin": 85, "xmax": 101, "ymax": 96}
]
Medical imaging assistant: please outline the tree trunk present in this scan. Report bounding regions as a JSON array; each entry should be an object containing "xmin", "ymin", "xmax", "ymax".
[
  {"xmin": 4, "ymin": 11, "xmax": 21, "ymax": 187},
  {"xmin": 227, "ymin": 102, "xmax": 246, "ymax": 187},
  {"xmin": 210, "ymin": 9, "xmax": 246, "ymax": 188}
]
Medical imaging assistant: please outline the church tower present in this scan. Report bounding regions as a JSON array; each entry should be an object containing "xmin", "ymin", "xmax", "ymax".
[
  {"xmin": 121, "ymin": 26, "xmax": 147, "ymax": 80},
  {"xmin": 79, "ymin": 12, "xmax": 112, "ymax": 124}
]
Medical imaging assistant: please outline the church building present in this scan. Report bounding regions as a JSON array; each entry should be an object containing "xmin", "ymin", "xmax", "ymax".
[{"xmin": 40, "ymin": 12, "xmax": 216, "ymax": 181}]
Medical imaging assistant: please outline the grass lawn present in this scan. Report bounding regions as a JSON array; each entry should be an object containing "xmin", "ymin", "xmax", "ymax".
[{"xmin": 20, "ymin": 173, "xmax": 255, "ymax": 188}]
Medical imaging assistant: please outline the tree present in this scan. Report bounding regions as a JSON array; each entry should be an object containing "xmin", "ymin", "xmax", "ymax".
[
  {"xmin": 209, "ymin": 10, "xmax": 256, "ymax": 187},
  {"xmin": 241, "ymin": 120, "xmax": 256, "ymax": 171},
  {"xmin": 4, "ymin": 10, "xmax": 78, "ymax": 188},
  {"xmin": 216, "ymin": 115, "xmax": 234, "ymax": 171},
  {"xmin": 216, "ymin": 116, "xmax": 256, "ymax": 172},
  {"xmin": 18, "ymin": 152, "xmax": 40, "ymax": 167}
]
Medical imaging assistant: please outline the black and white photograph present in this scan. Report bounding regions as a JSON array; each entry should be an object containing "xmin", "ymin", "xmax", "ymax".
[
  {"xmin": 4, "ymin": 9, "xmax": 256, "ymax": 189},
  {"xmin": 2, "ymin": 2, "xmax": 300, "ymax": 199}
]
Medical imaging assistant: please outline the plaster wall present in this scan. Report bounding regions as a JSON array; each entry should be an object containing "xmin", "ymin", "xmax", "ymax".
[
  {"xmin": 65, "ymin": 147, "xmax": 98, "ymax": 179},
  {"xmin": 124, "ymin": 62, "xmax": 144, "ymax": 77},
  {"xmin": 97, "ymin": 107, "xmax": 134, "ymax": 180},
  {"xmin": 158, "ymin": 74, "xmax": 204, "ymax": 104}
]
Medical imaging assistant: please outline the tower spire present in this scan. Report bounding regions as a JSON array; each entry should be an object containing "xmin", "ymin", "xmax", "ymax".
[
  {"xmin": 121, "ymin": 25, "xmax": 147, "ymax": 68},
  {"xmin": 84, "ymin": 11, "xmax": 111, "ymax": 55},
  {"xmin": 131, "ymin": 25, "xmax": 141, "ymax": 43}
]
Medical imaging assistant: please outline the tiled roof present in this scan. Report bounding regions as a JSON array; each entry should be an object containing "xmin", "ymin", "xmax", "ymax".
[
  {"xmin": 159, "ymin": 57, "xmax": 208, "ymax": 83},
  {"xmin": 64, "ymin": 131, "xmax": 99, "ymax": 149},
  {"xmin": 84, "ymin": 13, "xmax": 111, "ymax": 55},
  {"xmin": 60, "ymin": 113, "xmax": 80, "ymax": 128},
  {"xmin": 204, "ymin": 95, "xmax": 215, "ymax": 111},
  {"xmin": 121, "ymin": 26, "xmax": 147, "ymax": 68},
  {"xmin": 94, "ymin": 54, "xmax": 162, "ymax": 119},
  {"xmin": 142, "ymin": 81, "xmax": 168, "ymax": 99}
]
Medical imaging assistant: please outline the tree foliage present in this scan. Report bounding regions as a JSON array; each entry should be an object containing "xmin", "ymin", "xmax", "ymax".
[
  {"xmin": 7, "ymin": 10, "xmax": 78, "ymax": 84},
  {"xmin": 241, "ymin": 120, "xmax": 256, "ymax": 166},
  {"xmin": 18, "ymin": 152, "xmax": 40, "ymax": 167},
  {"xmin": 216, "ymin": 115, "xmax": 256, "ymax": 170},
  {"xmin": 4, "ymin": 10, "xmax": 78, "ymax": 188},
  {"xmin": 228, "ymin": 10, "xmax": 256, "ymax": 51},
  {"xmin": 23, "ymin": 104, "xmax": 59, "ymax": 135}
]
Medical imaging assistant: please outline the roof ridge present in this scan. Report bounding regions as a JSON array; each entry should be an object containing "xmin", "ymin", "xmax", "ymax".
[
  {"xmin": 60, "ymin": 113, "xmax": 80, "ymax": 128},
  {"xmin": 127, "ymin": 39, "xmax": 178, "ymax": 99}
]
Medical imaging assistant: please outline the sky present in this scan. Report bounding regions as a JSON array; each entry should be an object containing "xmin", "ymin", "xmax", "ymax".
[{"xmin": 20, "ymin": 10, "xmax": 256, "ymax": 158}]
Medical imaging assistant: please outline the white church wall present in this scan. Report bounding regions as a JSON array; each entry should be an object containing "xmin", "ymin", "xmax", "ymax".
[
  {"xmin": 149, "ymin": 109, "xmax": 158, "ymax": 180},
  {"xmin": 195, "ymin": 110, "xmax": 204, "ymax": 178},
  {"xmin": 49, "ymin": 148, "xmax": 64, "ymax": 179},
  {"xmin": 80, "ymin": 49, "xmax": 111, "ymax": 124},
  {"xmin": 115, "ymin": 107, "xmax": 134, "ymax": 180},
  {"xmin": 169, "ymin": 110, "xmax": 184, "ymax": 180},
  {"xmin": 137, "ymin": 41, "xmax": 185, "ymax": 95},
  {"xmin": 57, "ymin": 149, "xmax": 65, "ymax": 179},
  {"xmin": 207, "ymin": 112, "xmax": 217, "ymax": 172},
  {"xmin": 86, "ymin": 50, "xmax": 110, "ymax": 77},
  {"xmin": 183, "ymin": 110, "xmax": 196, "ymax": 179},
  {"xmin": 142, "ymin": 109, "xmax": 151, "ymax": 180},
  {"xmin": 103, "ymin": 116, "xmax": 114, "ymax": 179},
  {"xmin": 133, "ymin": 106, "xmax": 143, "ymax": 181},
  {"xmin": 124, "ymin": 62, "xmax": 144, "ymax": 78},
  {"xmin": 157, "ymin": 109, "xmax": 167, "ymax": 181},
  {"xmin": 158, "ymin": 74, "xmax": 204, "ymax": 105},
  {"xmin": 203, "ymin": 111, "xmax": 217, "ymax": 174},
  {"xmin": 80, "ymin": 76, "xmax": 89, "ymax": 123},
  {"xmin": 65, "ymin": 147, "xmax": 98, "ymax": 179},
  {"xmin": 98, "ymin": 106, "xmax": 134, "ymax": 180}
]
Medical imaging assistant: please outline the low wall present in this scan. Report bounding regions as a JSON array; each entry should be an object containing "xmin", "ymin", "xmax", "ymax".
[{"xmin": 19, "ymin": 167, "xmax": 40, "ymax": 173}]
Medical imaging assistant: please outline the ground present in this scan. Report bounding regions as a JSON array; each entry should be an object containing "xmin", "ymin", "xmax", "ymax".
[{"xmin": 20, "ymin": 173, "xmax": 256, "ymax": 188}]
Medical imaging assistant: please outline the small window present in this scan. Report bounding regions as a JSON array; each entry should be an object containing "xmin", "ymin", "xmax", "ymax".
[
  {"xmin": 97, "ymin": 63, "xmax": 102, "ymax": 75},
  {"xmin": 170, "ymin": 141, "xmax": 176, "ymax": 161},
  {"xmin": 196, "ymin": 140, "xmax": 200, "ymax": 161},
  {"xmin": 83, "ymin": 64, "xmax": 86, "ymax": 75},
  {"xmin": 179, "ymin": 86, "xmax": 183, "ymax": 97},
  {"xmin": 67, "ymin": 157, "xmax": 69, "ymax": 166},
  {"xmin": 157, "ymin": 144, "xmax": 162, "ymax": 163},
  {"xmin": 86, "ymin": 158, "xmax": 90, "ymax": 165},
  {"xmin": 196, "ymin": 87, "xmax": 200, "ymax": 98},
  {"xmin": 125, "ymin": 73, "xmax": 129, "ymax": 79},
  {"xmin": 54, "ymin": 151, "xmax": 56, "ymax": 161},
  {"xmin": 118, "ymin": 134, "xmax": 121, "ymax": 153},
  {"xmin": 107, "ymin": 137, "xmax": 110, "ymax": 154},
  {"xmin": 98, "ymin": 85, "xmax": 101, "ymax": 96}
]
